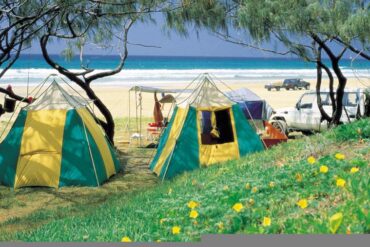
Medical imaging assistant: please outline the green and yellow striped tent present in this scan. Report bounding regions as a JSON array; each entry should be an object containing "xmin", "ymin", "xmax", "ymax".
[
  {"xmin": 150, "ymin": 76, "xmax": 264, "ymax": 179},
  {"xmin": 0, "ymin": 81, "xmax": 120, "ymax": 189}
]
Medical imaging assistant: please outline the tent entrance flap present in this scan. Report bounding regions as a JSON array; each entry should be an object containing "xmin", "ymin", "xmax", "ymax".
[
  {"xmin": 200, "ymin": 108, "xmax": 234, "ymax": 145},
  {"xmin": 198, "ymin": 107, "xmax": 240, "ymax": 166}
]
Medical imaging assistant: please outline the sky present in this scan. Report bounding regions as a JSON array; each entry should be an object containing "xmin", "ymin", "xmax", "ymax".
[
  {"xmin": 25, "ymin": 15, "xmax": 355, "ymax": 59},
  {"xmin": 26, "ymin": 16, "xmax": 291, "ymax": 58}
]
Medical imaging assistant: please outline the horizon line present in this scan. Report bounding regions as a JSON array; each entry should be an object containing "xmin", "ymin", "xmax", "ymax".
[{"xmin": 20, "ymin": 53, "xmax": 364, "ymax": 60}]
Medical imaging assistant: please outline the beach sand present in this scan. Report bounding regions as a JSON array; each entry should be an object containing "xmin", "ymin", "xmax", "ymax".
[{"xmin": 3, "ymin": 78, "xmax": 367, "ymax": 120}]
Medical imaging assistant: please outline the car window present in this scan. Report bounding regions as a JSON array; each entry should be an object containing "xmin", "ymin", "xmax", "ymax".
[
  {"xmin": 320, "ymin": 93, "xmax": 332, "ymax": 105},
  {"xmin": 299, "ymin": 93, "xmax": 315, "ymax": 109},
  {"xmin": 343, "ymin": 93, "xmax": 359, "ymax": 107},
  {"xmin": 313, "ymin": 92, "xmax": 360, "ymax": 107}
]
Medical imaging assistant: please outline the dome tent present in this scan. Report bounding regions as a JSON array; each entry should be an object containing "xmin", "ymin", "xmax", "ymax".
[
  {"xmin": 0, "ymin": 80, "xmax": 120, "ymax": 189},
  {"xmin": 149, "ymin": 75, "xmax": 264, "ymax": 180},
  {"xmin": 225, "ymin": 88, "xmax": 273, "ymax": 121}
]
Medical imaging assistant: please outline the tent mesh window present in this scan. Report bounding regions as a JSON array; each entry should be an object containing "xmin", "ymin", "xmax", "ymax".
[{"xmin": 200, "ymin": 109, "xmax": 234, "ymax": 145}]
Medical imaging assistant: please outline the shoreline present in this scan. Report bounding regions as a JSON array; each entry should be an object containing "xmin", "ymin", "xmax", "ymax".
[{"xmin": 1, "ymin": 68, "xmax": 369, "ymax": 87}]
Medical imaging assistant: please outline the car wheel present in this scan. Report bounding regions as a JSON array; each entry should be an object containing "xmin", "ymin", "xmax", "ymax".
[
  {"xmin": 305, "ymin": 85, "xmax": 310, "ymax": 90},
  {"xmin": 271, "ymin": 120, "xmax": 288, "ymax": 136}
]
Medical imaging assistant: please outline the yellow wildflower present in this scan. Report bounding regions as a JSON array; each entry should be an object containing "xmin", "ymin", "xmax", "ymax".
[
  {"xmin": 262, "ymin": 217, "xmax": 271, "ymax": 227},
  {"xmin": 156, "ymin": 240, "xmax": 162, "ymax": 243},
  {"xmin": 232, "ymin": 203, "xmax": 244, "ymax": 213},
  {"xmin": 269, "ymin": 182, "xmax": 275, "ymax": 188},
  {"xmin": 252, "ymin": 187, "xmax": 258, "ymax": 193},
  {"xmin": 296, "ymin": 199, "xmax": 308, "ymax": 209},
  {"xmin": 329, "ymin": 213, "xmax": 343, "ymax": 233},
  {"xmin": 223, "ymin": 185, "xmax": 229, "ymax": 191},
  {"xmin": 193, "ymin": 220, "xmax": 198, "ymax": 226},
  {"xmin": 248, "ymin": 198, "xmax": 255, "ymax": 206},
  {"xmin": 307, "ymin": 156, "xmax": 316, "ymax": 164},
  {"xmin": 320, "ymin": 165, "xmax": 329, "ymax": 174},
  {"xmin": 189, "ymin": 210, "xmax": 199, "ymax": 219},
  {"xmin": 336, "ymin": 178, "xmax": 346, "ymax": 188},
  {"xmin": 245, "ymin": 183, "xmax": 251, "ymax": 190},
  {"xmin": 335, "ymin": 153, "xmax": 345, "ymax": 160},
  {"xmin": 187, "ymin": 200, "xmax": 199, "ymax": 209},
  {"xmin": 172, "ymin": 226, "xmax": 181, "ymax": 235},
  {"xmin": 168, "ymin": 188, "xmax": 173, "ymax": 195},
  {"xmin": 346, "ymin": 227, "xmax": 351, "ymax": 235},
  {"xmin": 350, "ymin": 167, "xmax": 359, "ymax": 174},
  {"xmin": 121, "ymin": 237, "xmax": 132, "ymax": 242},
  {"xmin": 295, "ymin": 173, "xmax": 302, "ymax": 182}
]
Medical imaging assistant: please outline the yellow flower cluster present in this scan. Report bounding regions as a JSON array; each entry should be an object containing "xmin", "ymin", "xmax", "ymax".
[
  {"xmin": 296, "ymin": 199, "xmax": 308, "ymax": 209},
  {"xmin": 335, "ymin": 153, "xmax": 345, "ymax": 160},
  {"xmin": 121, "ymin": 236, "xmax": 132, "ymax": 242},
  {"xmin": 350, "ymin": 167, "xmax": 359, "ymax": 174},
  {"xmin": 189, "ymin": 210, "xmax": 199, "ymax": 219},
  {"xmin": 172, "ymin": 226, "xmax": 181, "ymax": 235},
  {"xmin": 232, "ymin": 203, "xmax": 244, "ymax": 213},
  {"xmin": 320, "ymin": 165, "xmax": 329, "ymax": 174},
  {"xmin": 187, "ymin": 200, "xmax": 199, "ymax": 209},
  {"xmin": 307, "ymin": 156, "xmax": 316, "ymax": 164},
  {"xmin": 262, "ymin": 217, "xmax": 271, "ymax": 227},
  {"xmin": 336, "ymin": 178, "xmax": 346, "ymax": 188}
]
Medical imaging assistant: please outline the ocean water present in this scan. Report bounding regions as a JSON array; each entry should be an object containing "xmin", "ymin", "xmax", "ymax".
[{"xmin": 1, "ymin": 54, "xmax": 369, "ymax": 86}]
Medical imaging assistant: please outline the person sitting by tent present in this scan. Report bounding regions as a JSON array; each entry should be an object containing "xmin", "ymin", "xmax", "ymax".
[{"xmin": 153, "ymin": 91, "xmax": 164, "ymax": 127}]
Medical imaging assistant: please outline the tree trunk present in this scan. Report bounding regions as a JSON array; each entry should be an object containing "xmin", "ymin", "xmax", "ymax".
[
  {"xmin": 315, "ymin": 46, "xmax": 332, "ymax": 123},
  {"xmin": 83, "ymin": 84, "xmax": 115, "ymax": 143},
  {"xmin": 331, "ymin": 60, "xmax": 347, "ymax": 125},
  {"xmin": 40, "ymin": 35, "xmax": 116, "ymax": 143},
  {"xmin": 316, "ymin": 61, "xmax": 332, "ymax": 122},
  {"xmin": 311, "ymin": 34, "xmax": 347, "ymax": 126}
]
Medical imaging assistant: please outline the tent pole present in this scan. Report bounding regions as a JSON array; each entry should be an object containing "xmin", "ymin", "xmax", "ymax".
[
  {"xmin": 139, "ymin": 89, "xmax": 142, "ymax": 147},
  {"xmin": 128, "ymin": 90, "xmax": 131, "ymax": 144},
  {"xmin": 135, "ymin": 90, "xmax": 138, "ymax": 145},
  {"xmin": 82, "ymin": 120, "xmax": 100, "ymax": 187},
  {"xmin": 162, "ymin": 139, "xmax": 177, "ymax": 182}
]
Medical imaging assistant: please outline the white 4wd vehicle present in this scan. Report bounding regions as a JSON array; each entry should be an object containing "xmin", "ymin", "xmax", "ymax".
[{"xmin": 270, "ymin": 88, "xmax": 368, "ymax": 134}]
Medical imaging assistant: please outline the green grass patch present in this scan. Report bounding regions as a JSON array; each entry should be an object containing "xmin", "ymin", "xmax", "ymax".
[{"xmin": 2, "ymin": 118, "xmax": 367, "ymax": 241}]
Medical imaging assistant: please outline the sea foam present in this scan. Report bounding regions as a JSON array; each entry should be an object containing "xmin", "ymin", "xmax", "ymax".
[{"xmin": 0, "ymin": 68, "xmax": 369, "ymax": 86}]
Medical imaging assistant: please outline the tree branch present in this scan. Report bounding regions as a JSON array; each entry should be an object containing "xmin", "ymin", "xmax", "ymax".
[
  {"xmin": 214, "ymin": 31, "xmax": 291, "ymax": 56},
  {"xmin": 334, "ymin": 37, "xmax": 370, "ymax": 60}
]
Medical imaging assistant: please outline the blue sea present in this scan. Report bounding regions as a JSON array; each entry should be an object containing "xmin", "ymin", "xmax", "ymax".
[{"xmin": 1, "ymin": 54, "xmax": 369, "ymax": 86}]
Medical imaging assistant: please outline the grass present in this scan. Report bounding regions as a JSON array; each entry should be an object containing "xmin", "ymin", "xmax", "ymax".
[{"xmin": 0, "ymin": 118, "xmax": 369, "ymax": 241}]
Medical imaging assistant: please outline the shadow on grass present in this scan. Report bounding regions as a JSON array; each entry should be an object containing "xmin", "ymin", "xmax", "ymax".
[{"xmin": 0, "ymin": 147, "xmax": 159, "ymax": 240}]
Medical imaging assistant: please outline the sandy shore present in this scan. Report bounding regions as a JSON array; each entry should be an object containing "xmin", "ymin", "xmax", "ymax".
[{"xmin": 2, "ymin": 78, "xmax": 368, "ymax": 120}]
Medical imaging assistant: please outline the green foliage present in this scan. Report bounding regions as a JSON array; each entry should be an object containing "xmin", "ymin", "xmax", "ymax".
[
  {"xmin": 4, "ymin": 118, "xmax": 369, "ymax": 241},
  {"xmin": 329, "ymin": 118, "xmax": 370, "ymax": 141},
  {"xmin": 166, "ymin": 0, "xmax": 369, "ymax": 60},
  {"xmin": 165, "ymin": 0, "xmax": 228, "ymax": 36}
]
